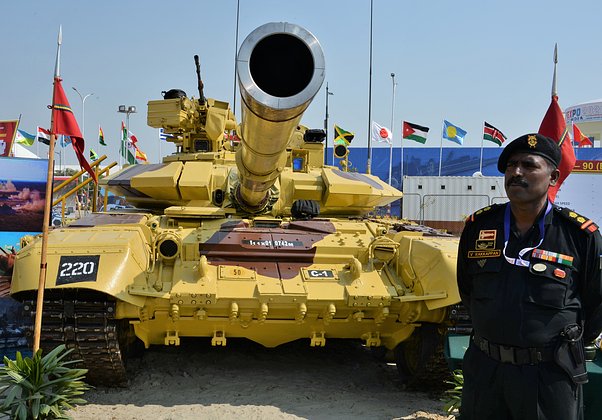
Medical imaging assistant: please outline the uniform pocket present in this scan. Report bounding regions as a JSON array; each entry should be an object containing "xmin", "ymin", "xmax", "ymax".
[
  {"xmin": 523, "ymin": 261, "xmax": 571, "ymax": 309},
  {"xmin": 468, "ymin": 258, "xmax": 503, "ymax": 301}
]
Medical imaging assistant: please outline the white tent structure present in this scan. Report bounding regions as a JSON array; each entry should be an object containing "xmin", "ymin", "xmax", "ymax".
[{"xmin": 13, "ymin": 143, "xmax": 39, "ymax": 159}]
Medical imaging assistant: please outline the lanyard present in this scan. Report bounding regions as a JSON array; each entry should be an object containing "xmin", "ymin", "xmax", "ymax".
[{"xmin": 502, "ymin": 201, "xmax": 552, "ymax": 268}]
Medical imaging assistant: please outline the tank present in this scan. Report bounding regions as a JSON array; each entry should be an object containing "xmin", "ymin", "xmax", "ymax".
[{"xmin": 10, "ymin": 22, "xmax": 461, "ymax": 386}]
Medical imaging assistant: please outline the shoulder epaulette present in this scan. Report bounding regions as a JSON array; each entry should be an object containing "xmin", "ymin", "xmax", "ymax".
[
  {"xmin": 555, "ymin": 207, "xmax": 599, "ymax": 233},
  {"xmin": 464, "ymin": 203, "xmax": 503, "ymax": 224}
]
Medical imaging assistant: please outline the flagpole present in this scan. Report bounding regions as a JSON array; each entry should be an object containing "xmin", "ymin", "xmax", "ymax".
[
  {"xmin": 400, "ymin": 123, "xmax": 404, "ymax": 187},
  {"xmin": 10, "ymin": 114, "xmax": 22, "ymax": 157},
  {"xmin": 438, "ymin": 121, "xmax": 444, "ymax": 176},
  {"xmin": 571, "ymin": 122, "xmax": 578, "ymax": 160},
  {"xmin": 232, "ymin": 0, "xmax": 240, "ymax": 117},
  {"xmin": 479, "ymin": 122, "xmax": 484, "ymax": 173},
  {"xmin": 366, "ymin": 0, "xmax": 374, "ymax": 175},
  {"xmin": 119, "ymin": 125, "xmax": 123, "ymax": 168},
  {"xmin": 388, "ymin": 73, "xmax": 396, "ymax": 184},
  {"xmin": 33, "ymin": 25, "xmax": 63, "ymax": 354},
  {"xmin": 158, "ymin": 129, "xmax": 162, "ymax": 163}
]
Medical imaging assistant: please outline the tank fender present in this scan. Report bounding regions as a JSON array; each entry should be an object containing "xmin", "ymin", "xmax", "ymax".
[
  {"xmin": 393, "ymin": 233, "xmax": 461, "ymax": 310},
  {"xmin": 11, "ymin": 226, "xmax": 150, "ymax": 307}
]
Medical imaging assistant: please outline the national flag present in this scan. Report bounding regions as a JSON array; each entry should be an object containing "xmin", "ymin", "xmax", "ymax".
[
  {"xmin": 483, "ymin": 122, "xmax": 507, "ymax": 146},
  {"xmin": 59, "ymin": 135, "xmax": 72, "ymax": 148},
  {"xmin": 0, "ymin": 120, "xmax": 18, "ymax": 157},
  {"xmin": 333, "ymin": 124, "xmax": 354, "ymax": 145},
  {"xmin": 89, "ymin": 148, "xmax": 99, "ymax": 161},
  {"xmin": 135, "ymin": 146, "xmax": 148, "ymax": 162},
  {"xmin": 371, "ymin": 121, "xmax": 392, "ymax": 144},
  {"xmin": 37, "ymin": 126, "xmax": 51, "ymax": 145},
  {"xmin": 99, "ymin": 125, "xmax": 106, "ymax": 146},
  {"xmin": 442, "ymin": 120, "xmax": 466, "ymax": 145},
  {"xmin": 52, "ymin": 76, "xmax": 96, "ymax": 182},
  {"xmin": 573, "ymin": 123, "xmax": 593, "ymax": 148},
  {"xmin": 15, "ymin": 129, "xmax": 36, "ymax": 146},
  {"xmin": 121, "ymin": 121, "xmax": 136, "ymax": 165},
  {"xmin": 402, "ymin": 121, "xmax": 429, "ymax": 144},
  {"xmin": 130, "ymin": 134, "xmax": 148, "ymax": 162},
  {"xmin": 538, "ymin": 95, "xmax": 575, "ymax": 202},
  {"xmin": 159, "ymin": 128, "xmax": 173, "ymax": 141}
]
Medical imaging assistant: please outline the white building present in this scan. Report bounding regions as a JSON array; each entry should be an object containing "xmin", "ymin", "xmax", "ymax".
[{"xmin": 565, "ymin": 99, "xmax": 602, "ymax": 146}]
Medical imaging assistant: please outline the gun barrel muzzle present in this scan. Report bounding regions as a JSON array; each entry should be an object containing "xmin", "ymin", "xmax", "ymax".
[{"xmin": 236, "ymin": 22, "xmax": 325, "ymax": 209}]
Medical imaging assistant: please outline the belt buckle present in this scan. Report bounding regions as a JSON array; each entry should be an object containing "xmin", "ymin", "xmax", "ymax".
[
  {"xmin": 476, "ymin": 338, "xmax": 488, "ymax": 353},
  {"xmin": 499, "ymin": 345, "xmax": 515, "ymax": 364}
]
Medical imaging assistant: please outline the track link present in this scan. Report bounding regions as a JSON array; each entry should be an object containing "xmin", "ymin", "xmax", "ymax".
[{"xmin": 23, "ymin": 291, "xmax": 128, "ymax": 386}]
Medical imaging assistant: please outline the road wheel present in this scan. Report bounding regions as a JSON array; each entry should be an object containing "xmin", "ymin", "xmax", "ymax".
[{"xmin": 394, "ymin": 323, "xmax": 448, "ymax": 390}]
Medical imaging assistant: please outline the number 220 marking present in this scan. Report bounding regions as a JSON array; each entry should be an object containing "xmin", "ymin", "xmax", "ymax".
[{"xmin": 59, "ymin": 261, "xmax": 95, "ymax": 277}]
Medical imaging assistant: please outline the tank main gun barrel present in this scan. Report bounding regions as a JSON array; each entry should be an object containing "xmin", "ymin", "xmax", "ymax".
[{"xmin": 235, "ymin": 22, "xmax": 325, "ymax": 210}]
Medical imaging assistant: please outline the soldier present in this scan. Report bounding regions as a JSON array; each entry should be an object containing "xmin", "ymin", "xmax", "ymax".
[{"xmin": 457, "ymin": 133, "xmax": 602, "ymax": 419}]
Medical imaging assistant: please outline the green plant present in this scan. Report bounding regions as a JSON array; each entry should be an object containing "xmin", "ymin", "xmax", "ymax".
[
  {"xmin": 442, "ymin": 368, "xmax": 463, "ymax": 415},
  {"xmin": 0, "ymin": 345, "xmax": 90, "ymax": 419}
]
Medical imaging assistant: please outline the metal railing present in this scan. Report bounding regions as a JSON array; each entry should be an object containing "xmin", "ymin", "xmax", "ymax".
[{"xmin": 52, "ymin": 155, "xmax": 117, "ymax": 225}]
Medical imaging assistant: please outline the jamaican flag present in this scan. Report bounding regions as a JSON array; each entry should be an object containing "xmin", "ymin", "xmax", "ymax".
[{"xmin": 334, "ymin": 124, "xmax": 354, "ymax": 145}]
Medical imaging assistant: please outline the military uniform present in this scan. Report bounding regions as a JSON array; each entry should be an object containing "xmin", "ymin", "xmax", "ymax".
[{"xmin": 457, "ymin": 203, "xmax": 602, "ymax": 420}]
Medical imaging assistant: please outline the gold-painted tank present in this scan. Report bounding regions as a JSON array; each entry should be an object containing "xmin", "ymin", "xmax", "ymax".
[{"xmin": 10, "ymin": 22, "xmax": 461, "ymax": 387}]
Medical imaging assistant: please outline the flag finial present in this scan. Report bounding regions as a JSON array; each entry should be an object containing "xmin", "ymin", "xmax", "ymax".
[
  {"xmin": 551, "ymin": 43, "xmax": 558, "ymax": 97},
  {"xmin": 54, "ymin": 25, "xmax": 62, "ymax": 78}
]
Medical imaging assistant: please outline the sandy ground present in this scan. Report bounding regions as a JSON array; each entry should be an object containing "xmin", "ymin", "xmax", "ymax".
[{"xmin": 67, "ymin": 339, "xmax": 455, "ymax": 420}]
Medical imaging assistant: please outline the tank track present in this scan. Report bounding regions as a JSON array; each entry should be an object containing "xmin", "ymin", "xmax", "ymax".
[
  {"xmin": 22, "ymin": 291, "xmax": 128, "ymax": 387},
  {"xmin": 395, "ymin": 323, "xmax": 450, "ymax": 393},
  {"xmin": 397, "ymin": 305, "xmax": 473, "ymax": 393}
]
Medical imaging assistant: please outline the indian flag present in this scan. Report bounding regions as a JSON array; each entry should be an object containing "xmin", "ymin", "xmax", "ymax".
[{"xmin": 402, "ymin": 121, "xmax": 429, "ymax": 144}]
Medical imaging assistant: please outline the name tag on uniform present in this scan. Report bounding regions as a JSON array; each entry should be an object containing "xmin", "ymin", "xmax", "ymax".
[{"xmin": 468, "ymin": 250, "xmax": 501, "ymax": 258}]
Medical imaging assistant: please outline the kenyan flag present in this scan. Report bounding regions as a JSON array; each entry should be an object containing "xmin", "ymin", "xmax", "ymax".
[{"xmin": 483, "ymin": 121, "xmax": 506, "ymax": 146}]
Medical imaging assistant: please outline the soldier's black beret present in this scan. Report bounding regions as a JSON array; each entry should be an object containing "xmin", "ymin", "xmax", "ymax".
[{"xmin": 497, "ymin": 133, "xmax": 561, "ymax": 173}]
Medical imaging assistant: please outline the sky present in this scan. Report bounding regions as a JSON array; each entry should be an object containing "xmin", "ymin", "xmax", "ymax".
[{"xmin": 2, "ymin": 0, "xmax": 602, "ymax": 167}]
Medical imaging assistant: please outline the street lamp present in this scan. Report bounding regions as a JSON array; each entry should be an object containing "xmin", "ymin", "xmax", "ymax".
[
  {"xmin": 388, "ymin": 73, "xmax": 397, "ymax": 185},
  {"xmin": 72, "ymin": 87, "xmax": 94, "ymax": 141},
  {"xmin": 117, "ymin": 105, "xmax": 137, "ymax": 167},
  {"xmin": 324, "ymin": 83, "xmax": 334, "ymax": 165}
]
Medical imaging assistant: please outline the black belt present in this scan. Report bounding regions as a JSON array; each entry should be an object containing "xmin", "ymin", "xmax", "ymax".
[{"xmin": 473, "ymin": 335, "xmax": 555, "ymax": 365}]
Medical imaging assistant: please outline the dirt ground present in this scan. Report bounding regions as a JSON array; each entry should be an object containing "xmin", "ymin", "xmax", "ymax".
[{"xmin": 67, "ymin": 339, "xmax": 455, "ymax": 420}]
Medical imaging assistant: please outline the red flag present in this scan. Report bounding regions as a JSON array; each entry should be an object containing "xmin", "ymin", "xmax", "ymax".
[
  {"xmin": 538, "ymin": 95, "xmax": 575, "ymax": 202},
  {"xmin": 52, "ymin": 77, "xmax": 97, "ymax": 182},
  {"xmin": 573, "ymin": 123, "xmax": 593, "ymax": 148}
]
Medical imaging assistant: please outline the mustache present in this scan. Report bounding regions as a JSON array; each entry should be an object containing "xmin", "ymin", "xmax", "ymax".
[{"xmin": 507, "ymin": 177, "xmax": 528, "ymax": 188}]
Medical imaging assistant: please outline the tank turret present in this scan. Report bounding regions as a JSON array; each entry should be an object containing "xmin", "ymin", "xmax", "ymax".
[{"xmin": 107, "ymin": 21, "xmax": 401, "ymax": 216}]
